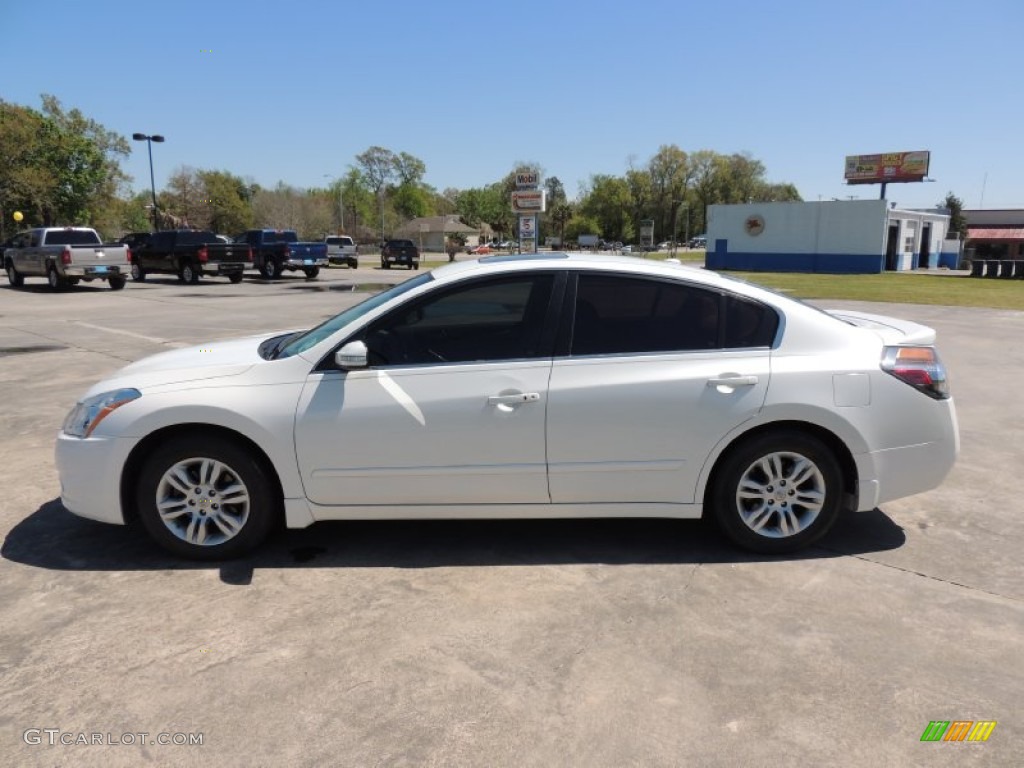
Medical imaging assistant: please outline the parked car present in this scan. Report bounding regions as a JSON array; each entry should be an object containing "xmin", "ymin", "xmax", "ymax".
[
  {"xmin": 325, "ymin": 235, "xmax": 358, "ymax": 268},
  {"xmin": 380, "ymin": 239, "xmax": 420, "ymax": 270},
  {"xmin": 118, "ymin": 232, "xmax": 152, "ymax": 252},
  {"xmin": 4, "ymin": 227, "xmax": 129, "ymax": 290},
  {"xmin": 130, "ymin": 230, "xmax": 252, "ymax": 284},
  {"xmin": 689, "ymin": 236, "xmax": 708, "ymax": 249},
  {"xmin": 235, "ymin": 229, "xmax": 328, "ymax": 279},
  {"xmin": 55, "ymin": 253, "xmax": 958, "ymax": 560},
  {"xmin": 469, "ymin": 244, "xmax": 493, "ymax": 255}
]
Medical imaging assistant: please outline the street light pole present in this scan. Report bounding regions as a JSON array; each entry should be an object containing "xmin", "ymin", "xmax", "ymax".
[{"xmin": 132, "ymin": 133, "xmax": 164, "ymax": 231}]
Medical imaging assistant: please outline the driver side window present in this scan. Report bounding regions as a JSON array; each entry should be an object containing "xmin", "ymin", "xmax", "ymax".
[{"xmin": 363, "ymin": 273, "xmax": 556, "ymax": 366}]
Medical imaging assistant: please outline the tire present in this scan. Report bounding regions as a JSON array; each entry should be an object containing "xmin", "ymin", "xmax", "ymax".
[
  {"xmin": 350, "ymin": 260, "xmax": 358, "ymax": 269},
  {"xmin": 135, "ymin": 435, "xmax": 278, "ymax": 560},
  {"xmin": 381, "ymin": 261, "xmax": 390, "ymax": 270},
  {"xmin": 108, "ymin": 276, "xmax": 126, "ymax": 290},
  {"xmin": 259, "ymin": 258, "xmax": 280, "ymax": 280},
  {"xmin": 228, "ymin": 271, "xmax": 244, "ymax": 284},
  {"xmin": 303, "ymin": 266, "xmax": 320, "ymax": 279},
  {"xmin": 5, "ymin": 263, "xmax": 22, "ymax": 287},
  {"xmin": 47, "ymin": 264, "xmax": 67, "ymax": 291},
  {"xmin": 181, "ymin": 263, "xmax": 200, "ymax": 284},
  {"xmin": 711, "ymin": 430, "xmax": 842, "ymax": 554},
  {"xmin": 412, "ymin": 262, "xmax": 419, "ymax": 270},
  {"xmin": 131, "ymin": 261, "xmax": 146, "ymax": 282}
]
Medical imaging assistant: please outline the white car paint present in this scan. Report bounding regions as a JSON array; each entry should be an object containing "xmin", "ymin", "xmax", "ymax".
[{"xmin": 55, "ymin": 254, "xmax": 959, "ymax": 556}]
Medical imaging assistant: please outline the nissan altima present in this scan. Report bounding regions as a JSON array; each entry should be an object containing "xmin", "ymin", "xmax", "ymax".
[{"xmin": 55, "ymin": 254, "xmax": 958, "ymax": 559}]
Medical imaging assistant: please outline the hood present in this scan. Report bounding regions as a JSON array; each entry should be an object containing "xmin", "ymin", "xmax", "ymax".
[
  {"xmin": 85, "ymin": 332, "xmax": 282, "ymax": 396},
  {"xmin": 825, "ymin": 310, "xmax": 936, "ymax": 345}
]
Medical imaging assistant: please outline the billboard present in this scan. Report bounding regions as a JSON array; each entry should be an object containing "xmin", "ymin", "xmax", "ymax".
[
  {"xmin": 844, "ymin": 151, "xmax": 930, "ymax": 184},
  {"xmin": 511, "ymin": 190, "xmax": 546, "ymax": 212}
]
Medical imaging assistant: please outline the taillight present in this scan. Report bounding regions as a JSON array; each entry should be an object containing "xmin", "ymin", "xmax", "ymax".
[
  {"xmin": 126, "ymin": 247, "xmax": 132, "ymax": 262},
  {"xmin": 61, "ymin": 247, "xmax": 72, "ymax": 265},
  {"xmin": 881, "ymin": 346, "xmax": 950, "ymax": 400},
  {"xmin": 247, "ymin": 246, "xmax": 253, "ymax": 262},
  {"xmin": 284, "ymin": 245, "xmax": 291, "ymax": 258},
  {"xmin": 197, "ymin": 246, "xmax": 208, "ymax": 263}
]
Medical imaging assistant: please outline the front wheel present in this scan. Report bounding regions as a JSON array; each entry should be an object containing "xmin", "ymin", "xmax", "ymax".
[
  {"xmin": 135, "ymin": 435, "xmax": 278, "ymax": 560},
  {"xmin": 303, "ymin": 266, "xmax": 320, "ymax": 279},
  {"xmin": 131, "ymin": 262, "xmax": 146, "ymax": 282},
  {"xmin": 711, "ymin": 430, "xmax": 842, "ymax": 554},
  {"xmin": 6, "ymin": 263, "xmax": 24, "ymax": 287}
]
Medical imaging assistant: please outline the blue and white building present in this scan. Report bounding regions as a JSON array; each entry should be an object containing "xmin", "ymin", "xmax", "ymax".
[{"xmin": 706, "ymin": 200, "xmax": 957, "ymax": 273}]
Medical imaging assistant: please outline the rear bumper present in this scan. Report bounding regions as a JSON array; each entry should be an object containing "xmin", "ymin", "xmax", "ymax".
[
  {"xmin": 284, "ymin": 258, "xmax": 328, "ymax": 268},
  {"xmin": 854, "ymin": 398, "xmax": 960, "ymax": 511},
  {"xmin": 328, "ymin": 255, "xmax": 358, "ymax": 266},
  {"xmin": 204, "ymin": 262, "xmax": 248, "ymax": 274},
  {"xmin": 65, "ymin": 265, "xmax": 126, "ymax": 278}
]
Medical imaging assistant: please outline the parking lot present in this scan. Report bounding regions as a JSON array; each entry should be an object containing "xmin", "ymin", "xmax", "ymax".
[{"xmin": 1, "ymin": 264, "xmax": 1021, "ymax": 767}]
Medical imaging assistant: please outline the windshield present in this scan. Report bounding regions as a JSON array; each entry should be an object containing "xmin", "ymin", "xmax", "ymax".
[
  {"xmin": 276, "ymin": 272, "xmax": 434, "ymax": 358},
  {"xmin": 44, "ymin": 229, "xmax": 101, "ymax": 246}
]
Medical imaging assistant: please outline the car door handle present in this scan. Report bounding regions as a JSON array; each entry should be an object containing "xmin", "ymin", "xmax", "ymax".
[
  {"xmin": 487, "ymin": 392, "xmax": 541, "ymax": 405},
  {"xmin": 707, "ymin": 375, "xmax": 759, "ymax": 387}
]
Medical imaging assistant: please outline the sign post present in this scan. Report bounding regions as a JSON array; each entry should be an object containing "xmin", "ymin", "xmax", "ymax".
[{"xmin": 512, "ymin": 172, "xmax": 544, "ymax": 253}]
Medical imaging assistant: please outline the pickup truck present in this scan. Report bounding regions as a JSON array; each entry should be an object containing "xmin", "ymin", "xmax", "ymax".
[
  {"xmin": 130, "ymin": 230, "xmax": 252, "ymax": 284},
  {"xmin": 325, "ymin": 235, "xmax": 358, "ymax": 268},
  {"xmin": 235, "ymin": 229, "xmax": 328, "ymax": 279},
  {"xmin": 4, "ymin": 227, "xmax": 130, "ymax": 290},
  {"xmin": 380, "ymin": 239, "xmax": 420, "ymax": 270}
]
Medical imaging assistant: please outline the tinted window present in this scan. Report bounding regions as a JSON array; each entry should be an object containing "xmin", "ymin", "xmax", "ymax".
[
  {"xmin": 262, "ymin": 231, "xmax": 298, "ymax": 243},
  {"xmin": 572, "ymin": 275, "xmax": 721, "ymax": 355},
  {"xmin": 387, "ymin": 240, "xmax": 415, "ymax": 248},
  {"xmin": 43, "ymin": 229, "xmax": 101, "ymax": 246},
  {"xmin": 364, "ymin": 274, "xmax": 555, "ymax": 366},
  {"xmin": 178, "ymin": 231, "xmax": 219, "ymax": 246},
  {"xmin": 326, "ymin": 237, "xmax": 353, "ymax": 247},
  {"xmin": 723, "ymin": 294, "xmax": 778, "ymax": 348}
]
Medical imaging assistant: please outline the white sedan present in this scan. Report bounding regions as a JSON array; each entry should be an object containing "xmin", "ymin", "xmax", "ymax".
[{"xmin": 56, "ymin": 254, "xmax": 959, "ymax": 559}]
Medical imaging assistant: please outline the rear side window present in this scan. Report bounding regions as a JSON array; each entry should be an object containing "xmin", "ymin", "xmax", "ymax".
[
  {"xmin": 572, "ymin": 275, "xmax": 720, "ymax": 355},
  {"xmin": 570, "ymin": 274, "xmax": 779, "ymax": 355},
  {"xmin": 723, "ymin": 294, "xmax": 778, "ymax": 348}
]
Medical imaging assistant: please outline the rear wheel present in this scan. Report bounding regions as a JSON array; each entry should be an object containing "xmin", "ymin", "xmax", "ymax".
[
  {"xmin": 6, "ymin": 263, "xmax": 24, "ymax": 287},
  {"xmin": 228, "ymin": 271, "xmax": 244, "ymax": 284},
  {"xmin": 47, "ymin": 264, "xmax": 67, "ymax": 291},
  {"xmin": 259, "ymin": 258, "xmax": 280, "ymax": 280},
  {"xmin": 131, "ymin": 261, "xmax": 146, "ymax": 282},
  {"xmin": 712, "ymin": 430, "xmax": 842, "ymax": 554},
  {"xmin": 108, "ymin": 276, "xmax": 126, "ymax": 290},
  {"xmin": 303, "ymin": 266, "xmax": 320, "ymax": 279},
  {"xmin": 381, "ymin": 261, "xmax": 390, "ymax": 270},
  {"xmin": 135, "ymin": 435, "xmax": 278, "ymax": 560},
  {"xmin": 181, "ymin": 262, "xmax": 200, "ymax": 284}
]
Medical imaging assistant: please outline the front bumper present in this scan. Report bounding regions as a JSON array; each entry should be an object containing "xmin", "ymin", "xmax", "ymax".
[{"xmin": 55, "ymin": 431, "xmax": 140, "ymax": 525}]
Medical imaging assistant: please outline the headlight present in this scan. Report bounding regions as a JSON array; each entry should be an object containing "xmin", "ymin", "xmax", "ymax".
[{"xmin": 62, "ymin": 388, "xmax": 141, "ymax": 438}]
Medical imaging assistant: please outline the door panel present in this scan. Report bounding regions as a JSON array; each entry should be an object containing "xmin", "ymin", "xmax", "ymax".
[
  {"xmin": 294, "ymin": 361, "xmax": 552, "ymax": 507},
  {"xmin": 547, "ymin": 351, "xmax": 770, "ymax": 504}
]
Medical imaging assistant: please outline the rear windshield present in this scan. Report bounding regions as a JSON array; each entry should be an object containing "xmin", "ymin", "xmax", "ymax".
[
  {"xmin": 387, "ymin": 240, "xmax": 415, "ymax": 248},
  {"xmin": 178, "ymin": 231, "xmax": 219, "ymax": 246},
  {"xmin": 326, "ymin": 237, "xmax": 353, "ymax": 246},
  {"xmin": 263, "ymin": 231, "xmax": 298, "ymax": 243},
  {"xmin": 43, "ymin": 229, "xmax": 101, "ymax": 246}
]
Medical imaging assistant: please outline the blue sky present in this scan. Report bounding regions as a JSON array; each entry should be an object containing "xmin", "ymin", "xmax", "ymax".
[{"xmin": 2, "ymin": 0, "xmax": 1021, "ymax": 209}]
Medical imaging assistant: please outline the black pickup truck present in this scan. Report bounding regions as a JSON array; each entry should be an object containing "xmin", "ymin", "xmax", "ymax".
[
  {"xmin": 130, "ymin": 230, "xmax": 252, "ymax": 284},
  {"xmin": 380, "ymin": 239, "xmax": 420, "ymax": 270},
  {"xmin": 235, "ymin": 229, "xmax": 328, "ymax": 279}
]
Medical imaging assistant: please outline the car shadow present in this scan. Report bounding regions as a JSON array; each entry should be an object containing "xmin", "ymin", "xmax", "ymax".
[{"xmin": 2, "ymin": 500, "xmax": 906, "ymax": 585}]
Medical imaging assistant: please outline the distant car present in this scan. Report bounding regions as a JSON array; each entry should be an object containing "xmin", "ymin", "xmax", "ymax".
[
  {"xmin": 469, "ymin": 244, "xmax": 493, "ymax": 255},
  {"xmin": 689, "ymin": 236, "xmax": 707, "ymax": 249},
  {"xmin": 380, "ymin": 239, "xmax": 420, "ymax": 270},
  {"xmin": 325, "ymin": 235, "xmax": 358, "ymax": 268},
  {"xmin": 55, "ymin": 253, "xmax": 958, "ymax": 560},
  {"xmin": 621, "ymin": 245, "xmax": 633, "ymax": 254},
  {"xmin": 657, "ymin": 241, "xmax": 672, "ymax": 250}
]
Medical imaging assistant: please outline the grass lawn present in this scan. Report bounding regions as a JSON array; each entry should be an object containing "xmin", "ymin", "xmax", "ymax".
[{"xmin": 719, "ymin": 271, "xmax": 1024, "ymax": 310}]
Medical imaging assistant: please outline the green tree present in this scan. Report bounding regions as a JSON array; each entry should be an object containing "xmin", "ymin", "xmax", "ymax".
[
  {"xmin": 941, "ymin": 191, "xmax": 967, "ymax": 239},
  {"xmin": 199, "ymin": 170, "xmax": 255, "ymax": 234},
  {"xmin": 647, "ymin": 144, "xmax": 692, "ymax": 239},
  {"xmin": 579, "ymin": 174, "xmax": 633, "ymax": 242}
]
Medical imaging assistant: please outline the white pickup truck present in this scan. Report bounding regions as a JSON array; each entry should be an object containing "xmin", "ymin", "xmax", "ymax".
[
  {"xmin": 4, "ymin": 227, "xmax": 130, "ymax": 290},
  {"xmin": 324, "ymin": 235, "xmax": 358, "ymax": 268}
]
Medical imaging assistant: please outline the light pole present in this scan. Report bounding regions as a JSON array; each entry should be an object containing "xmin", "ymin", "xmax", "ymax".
[{"xmin": 132, "ymin": 133, "xmax": 164, "ymax": 231}]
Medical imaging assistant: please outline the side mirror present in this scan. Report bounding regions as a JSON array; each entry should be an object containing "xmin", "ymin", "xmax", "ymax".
[{"xmin": 335, "ymin": 340, "xmax": 369, "ymax": 370}]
